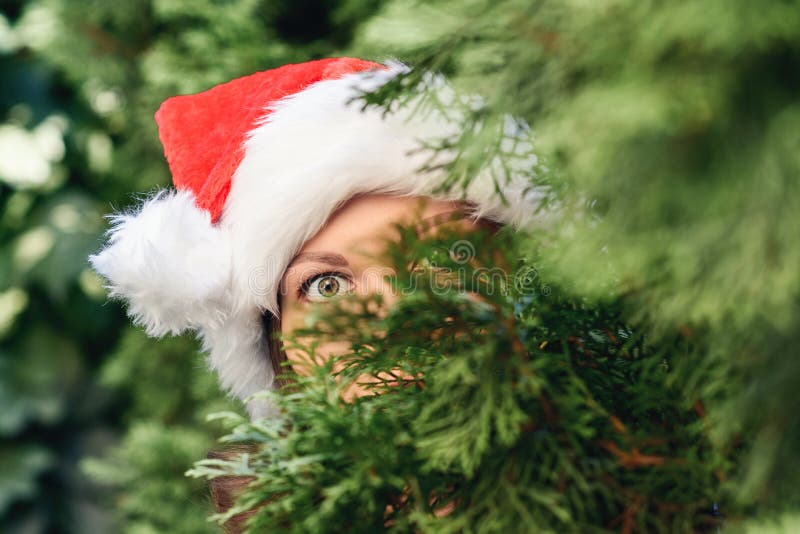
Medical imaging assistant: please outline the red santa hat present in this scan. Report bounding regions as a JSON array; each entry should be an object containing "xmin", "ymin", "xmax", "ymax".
[{"xmin": 90, "ymin": 57, "xmax": 541, "ymax": 419}]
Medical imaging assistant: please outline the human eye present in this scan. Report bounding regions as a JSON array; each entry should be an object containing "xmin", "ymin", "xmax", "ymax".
[{"xmin": 299, "ymin": 271, "xmax": 354, "ymax": 302}]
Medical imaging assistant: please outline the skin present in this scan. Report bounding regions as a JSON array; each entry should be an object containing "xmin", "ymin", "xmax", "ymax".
[{"xmin": 278, "ymin": 193, "xmax": 484, "ymax": 396}]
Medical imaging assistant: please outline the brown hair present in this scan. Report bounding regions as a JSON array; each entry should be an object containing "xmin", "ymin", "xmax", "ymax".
[
  {"xmin": 207, "ymin": 312, "xmax": 286, "ymax": 533},
  {"xmin": 263, "ymin": 310, "xmax": 290, "ymax": 388},
  {"xmin": 208, "ymin": 210, "xmax": 501, "ymax": 531},
  {"xmin": 207, "ymin": 446, "xmax": 258, "ymax": 533}
]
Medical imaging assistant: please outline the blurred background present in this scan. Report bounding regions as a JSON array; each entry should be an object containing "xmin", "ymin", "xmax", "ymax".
[
  {"xmin": 2, "ymin": 0, "xmax": 799, "ymax": 532},
  {"xmin": 0, "ymin": 1, "xmax": 390, "ymax": 532}
]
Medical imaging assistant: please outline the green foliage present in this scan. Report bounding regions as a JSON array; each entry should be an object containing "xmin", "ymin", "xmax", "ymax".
[
  {"xmin": 83, "ymin": 421, "xmax": 218, "ymax": 534},
  {"xmin": 0, "ymin": 446, "xmax": 51, "ymax": 516},
  {"xmin": 1, "ymin": 0, "xmax": 385, "ymax": 532},
  {"xmin": 81, "ymin": 329, "xmax": 239, "ymax": 534},
  {"xmin": 3, "ymin": 0, "xmax": 798, "ymax": 532},
  {"xmin": 1, "ymin": 2, "xmax": 126, "ymax": 530},
  {"xmin": 348, "ymin": 0, "xmax": 800, "ymax": 522},
  {"xmin": 190, "ymin": 1, "xmax": 798, "ymax": 531},
  {"xmin": 193, "ymin": 228, "xmax": 729, "ymax": 532}
]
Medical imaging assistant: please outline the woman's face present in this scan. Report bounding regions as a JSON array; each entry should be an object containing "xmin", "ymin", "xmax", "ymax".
[{"xmin": 278, "ymin": 194, "xmax": 485, "ymax": 389}]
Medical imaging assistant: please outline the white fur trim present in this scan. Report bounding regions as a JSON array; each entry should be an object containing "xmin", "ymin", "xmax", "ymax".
[
  {"xmin": 91, "ymin": 190, "xmax": 276, "ymax": 417},
  {"xmin": 92, "ymin": 62, "xmax": 544, "ymax": 420},
  {"xmin": 90, "ymin": 190, "xmax": 232, "ymax": 337},
  {"xmin": 213, "ymin": 63, "xmax": 543, "ymax": 418},
  {"xmin": 199, "ymin": 309, "xmax": 276, "ymax": 419},
  {"xmin": 224, "ymin": 63, "xmax": 542, "ymax": 314}
]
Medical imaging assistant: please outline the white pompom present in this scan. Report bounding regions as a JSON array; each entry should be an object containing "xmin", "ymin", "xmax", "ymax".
[{"xmin": 90, "ymin": 190, "xmax": 232, "ymax": 337}]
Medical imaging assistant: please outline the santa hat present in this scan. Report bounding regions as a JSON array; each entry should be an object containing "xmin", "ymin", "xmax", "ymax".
[{"xmin": 90, "ymin": 57, "xmax": 541, "ymax": 419}]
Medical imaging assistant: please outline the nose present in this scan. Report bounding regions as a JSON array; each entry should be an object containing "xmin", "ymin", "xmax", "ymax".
[{"xmin": 356, "ymin": 265, "xmax": 400, "ymax": 317}]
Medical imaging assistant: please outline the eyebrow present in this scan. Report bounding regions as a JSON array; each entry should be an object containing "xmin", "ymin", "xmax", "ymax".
[
  {"xmin": 288, "ymin": 251, "xmax": 350, "ymax": 268},
  {"xmin": 286, "ymin": 209, "xmax": 477, "ymax": 268}
]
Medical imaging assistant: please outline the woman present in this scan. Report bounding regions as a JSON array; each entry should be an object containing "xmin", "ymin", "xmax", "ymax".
[
  {"xmin": 90, "ymin": 57, "xmax": 539, "ymax": 530},
  {"xmin": 209, "ymin": 194, "xmax": 500, "ymax": 532},
  {"xmin": 91, "ymin": 57, "xmax": 539, "ymax": 419}
]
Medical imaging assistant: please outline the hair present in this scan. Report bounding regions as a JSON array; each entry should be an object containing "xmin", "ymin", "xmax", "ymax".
[
  {"xmin": 262, "ymin": 310, "xmax": 290, "ymax": 388},
  {"xmin": 207, "ymin": 207, "xmax": 503, "ymax": 529},
  {"xmin": 260, "ymin": 202, "xmax": 498, "ymax": 385},
  {"xmin": 206, "ymin": 446, "xmax": 258, "ymax": 534}
]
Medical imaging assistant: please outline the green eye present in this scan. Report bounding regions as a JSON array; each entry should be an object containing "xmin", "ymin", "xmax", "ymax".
[
  {"xmin": 303, "ymin": 273, "xmax": 352, "ymax": 301},
  {"xmin": 317, "ymin": 276, "xmax": 340, "ymax": 297}
]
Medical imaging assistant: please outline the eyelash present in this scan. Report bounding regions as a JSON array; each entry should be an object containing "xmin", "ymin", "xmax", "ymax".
[{"xmin": 297, "ymin": 270, "xmax": 353, "ymax": 300}]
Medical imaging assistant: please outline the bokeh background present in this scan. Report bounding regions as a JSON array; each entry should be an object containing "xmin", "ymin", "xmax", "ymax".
[
  {"xmin": 2, "ymin": 0, "xmax": 799, "ymax": 532},
  {"xmin": 0, "ymin": 1, "xmax": 390, "ymax": 532}
]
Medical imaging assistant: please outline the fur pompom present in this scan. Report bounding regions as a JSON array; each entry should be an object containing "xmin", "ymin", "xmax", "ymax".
[
  {"xmin": 89, "ymin": 61, "xmax": 545, "ymax": 420},
  {"xmin": 90, "ymin": 190, "xmax": 232, "ymax": 337}
]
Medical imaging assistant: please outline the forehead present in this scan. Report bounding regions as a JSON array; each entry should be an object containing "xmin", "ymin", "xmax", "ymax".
[{"xmin": 296, "ymin": 194, "xmax": 465, "ymax": 257}]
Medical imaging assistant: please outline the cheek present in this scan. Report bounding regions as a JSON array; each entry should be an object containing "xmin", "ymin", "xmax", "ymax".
[
  {"xmin": 284, "ymin": 339, "xmax": 352, "ymax": 376},
  {"xmin": 279, "ymin": 299, "xmax": 350, "ymax": 375},
  {"xmin": 278, "ymin": 298, "xmax": 304, "ymax": 338}
]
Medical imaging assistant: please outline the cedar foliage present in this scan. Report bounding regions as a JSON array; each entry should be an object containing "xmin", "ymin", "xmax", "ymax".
[
  {"xmin": 0, "ymin": 1, "xmax": 382, "ymax": 532},
  {"xmin": 1, "ymin": 0, "xmax": 797, "ymax": 532},
  {"xmin": 191, "ymin": 227, "xmax": 730, "ymax": 533},
  {"xmin": 194, "ymin": 0, "xmax": 800, "ymax": 531}
]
